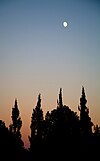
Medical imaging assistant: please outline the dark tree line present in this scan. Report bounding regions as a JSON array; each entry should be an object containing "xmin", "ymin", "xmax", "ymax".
[{"xmin": 0, "ymin": 87, "xmax": 100, "ymax": 160}]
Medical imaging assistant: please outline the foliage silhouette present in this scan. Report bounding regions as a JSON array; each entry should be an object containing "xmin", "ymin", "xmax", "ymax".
[
  {"xmin": 8, "ymin": 99, "xmax": 27, "ymax": 161},
  {"xmin": 9, "ymin": 99, "xmax": 24, "ymax": 147},
  {"xmin": 78, "ymin": 87, "xmax": 93, "ymax": 140},
  {"xmin": 28, "ymin": 93, "xmax": 44, "ymax": 159},
  {"xmin": 0, "ymin": 87, "xmax": 100, "ymax": 160}
]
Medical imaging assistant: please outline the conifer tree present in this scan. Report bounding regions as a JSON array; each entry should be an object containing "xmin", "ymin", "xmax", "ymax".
[
  {"xmin": 29, "ymin": 94, "xmax": 44, "ymax": 151},
  {"xmin": 9, "ymin": 99, "xmax": 23, "ymax": 147},
  {"xmin": 57, "ymin": 88, "xmax": 63, "ymax": 109},
  {"xmin": 78, "ymin": 87, "xmax": 93, "ymax": 139}
]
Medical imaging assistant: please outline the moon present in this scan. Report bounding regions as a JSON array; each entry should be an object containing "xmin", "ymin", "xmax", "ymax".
[{"xmin": 63, "ymin": 21, "xmax": 68, "ymax": 28}]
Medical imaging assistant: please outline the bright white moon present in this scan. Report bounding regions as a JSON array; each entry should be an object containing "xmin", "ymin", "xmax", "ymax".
[{"xmin": 63, "ymin": 21, "xmax": 68, "ymax": 28}]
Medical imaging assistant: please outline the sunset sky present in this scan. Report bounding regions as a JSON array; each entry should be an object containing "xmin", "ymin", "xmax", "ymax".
[{"xmin": 0, "ymin": 0, "xmax": 100, "ymax": 149}]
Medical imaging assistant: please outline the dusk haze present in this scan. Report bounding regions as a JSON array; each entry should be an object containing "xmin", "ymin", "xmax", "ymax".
[{"xmin": 0, "ymin": 0, "xmax": 100, "ymax": 153}]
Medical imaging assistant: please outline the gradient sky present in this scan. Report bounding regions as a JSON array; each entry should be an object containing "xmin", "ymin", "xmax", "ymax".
[{"xmin": 0, "ymin": 0, "xmax": 100, "ymax": 149}]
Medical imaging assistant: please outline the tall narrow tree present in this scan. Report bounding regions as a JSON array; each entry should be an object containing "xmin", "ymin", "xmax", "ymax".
[
  {"xmin": 9, "ymin": 99, "xmax": 23, "ymax": 147},
  {"xmin": 29, "ymin": 94, "xmax": 44, "ymax": 151},
  {"xmin": 57, "ymin": 88, "xmax": 63, "ymax": 109},
  {"xmin": 78, "ymin": 87, "xmax": 93, "ymax": 139}
]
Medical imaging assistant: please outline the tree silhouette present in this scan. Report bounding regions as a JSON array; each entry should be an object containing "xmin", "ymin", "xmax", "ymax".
[
  {"xmin": 9, "ymin": 99, "xmax": 22, "ymax": 138},
  {"xmin": 43, "ymin": 88, "xmax": 81, "ymax": 159},
  {"xmin": 9, "ymin": 99, "xmax": 24, "ymax": 160},
  {"xmin": 29, "ymin": 93, "xmax": 44, "ymax": 157},
  {"xmin": 0, "ymin": 119, "xmax": 19, "ymax": 160},
  {"xmin": 57, "ymin": 88, "xmax": 63, "ymax": 109},
  {"xmin": 0, "ymin": 87, "xmax": 100, "ymax": 160},
  {"xmin": 77, "ymin": 86, "xmax": 95, "ymax": 160},
  {"xmin": 78, "ymin": 87, "xmax": 93, "ymax": 139},
  {"xmin": 0, "ymin": 120, "xmax": 9, "ymax": 151}
]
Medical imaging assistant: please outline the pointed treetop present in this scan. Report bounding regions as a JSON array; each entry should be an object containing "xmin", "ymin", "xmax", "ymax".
[
  {"xmin": 80, "ymin": 86, "xmax": 87, "ymax": 106},
  {"xmin": 82, "ymin": 86, "xmax": 85, "ymax": 95},
  {"xmin": 36, "ymin": 93, "xmax": 41, "ymax": 109},
  {"xmin": 12, "ymin": 98, "xmax": 19, "ymax": 117},
  {"xmin": 37, "ymin": 93, "xmax": 40, "ymax": 99},
  {"xmin": 60, "ymin": 88, "xmax": 62, "ymax": 93},
  {"xmin": 15, "ymin": 98, "xmax": 18, "ymax": 106},
  {"xmin": 57, "ymin": 88, "xmax": 63, "ymax": 108}
]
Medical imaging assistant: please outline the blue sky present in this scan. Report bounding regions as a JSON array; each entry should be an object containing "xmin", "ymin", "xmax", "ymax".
[{"xmin": 0, "ymin": 0, "xmax": 100, "ymax": 148}]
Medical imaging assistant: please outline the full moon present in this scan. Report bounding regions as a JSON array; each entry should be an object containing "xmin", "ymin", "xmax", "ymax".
[{"xmin": 63, "ymin": 21, "xmax": 68, "ymax": 28}]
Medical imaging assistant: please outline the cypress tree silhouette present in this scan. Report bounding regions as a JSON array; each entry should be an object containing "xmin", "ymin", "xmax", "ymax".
[
  {"xmin": 1, "ymin": 87, "xmax": 99, "ymax": 160},
  {"xmin": 43, "ymin": 88, "xmax": 80, "ymax": 160},
  {"xmin": 9, "ymin": 99, "xmax": 22, "ymax": 138},
  {"xmin": 77, "ymin": 86, "xmax": 95, "ymax": 160},
  {"xmin": 9, "ymin": 99, "xmax": 24, "ymax": 160},
  {"xmin": 29, "ymin": 93, "xmax": 44, "ymax": 158},
  {"xmin": 57, "ymin": 88, "xmax": 63, "ymax": 109},
  {"xmin": 78, "ymin": 87, "xmax": 93, "ymax": 141}
]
